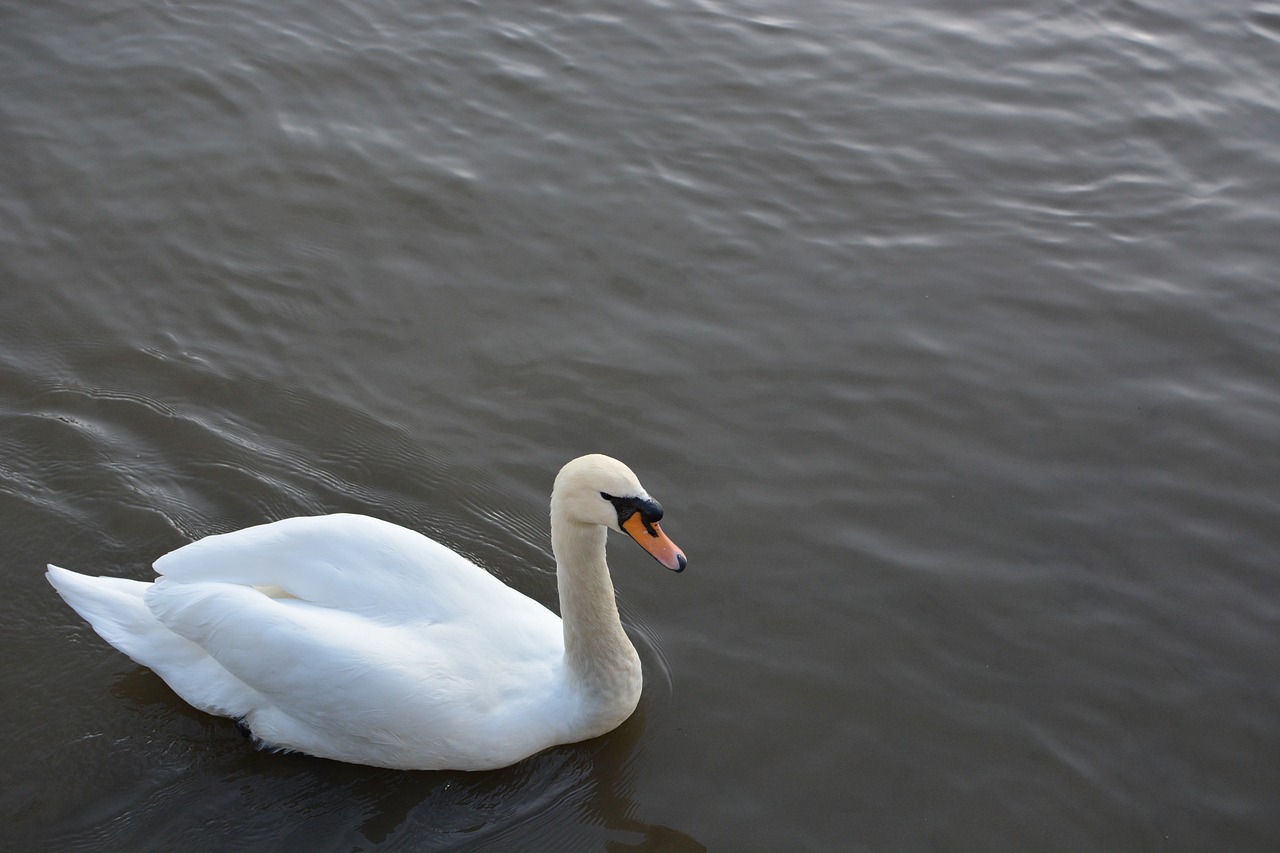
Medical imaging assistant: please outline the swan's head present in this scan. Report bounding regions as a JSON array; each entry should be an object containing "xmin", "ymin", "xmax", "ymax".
[{"xmin": 553, "ymin": 454, "xmax": 687, "ymax": 572}]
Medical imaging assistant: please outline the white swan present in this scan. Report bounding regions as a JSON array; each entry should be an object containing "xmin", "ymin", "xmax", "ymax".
[{"xmin": 46, "ymin": 454, "xmax": 686, "ymax": 771}]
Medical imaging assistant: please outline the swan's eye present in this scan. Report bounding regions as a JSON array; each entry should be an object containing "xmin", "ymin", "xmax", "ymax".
[{"xmin": 601, "ymin": 493, "xmax": 664, "ymax": 529}]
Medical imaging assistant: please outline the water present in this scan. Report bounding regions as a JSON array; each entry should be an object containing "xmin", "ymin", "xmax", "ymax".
[{"xmin": 3, "ymin": 0, "xmax": 1279, "ymax": 849}]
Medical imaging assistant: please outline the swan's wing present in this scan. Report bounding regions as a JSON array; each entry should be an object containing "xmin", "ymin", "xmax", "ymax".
[
  {"xmin": 143, "ymin": 574, "xmax": 566, "ymax": 764},
  {"xmin": 153, "ymin": 513, "xmax": 531, "ymax": 623}
]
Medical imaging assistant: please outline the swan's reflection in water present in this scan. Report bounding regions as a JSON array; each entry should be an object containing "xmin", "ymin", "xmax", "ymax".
[{"xmin": 349, "ymin": 704, "xmax": 705, "ymax": 851}]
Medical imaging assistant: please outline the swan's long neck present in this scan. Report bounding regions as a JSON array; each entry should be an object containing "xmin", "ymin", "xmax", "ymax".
[{"xmin": 550, "ymin": 506, "xmax": 641, "ymax": 705}]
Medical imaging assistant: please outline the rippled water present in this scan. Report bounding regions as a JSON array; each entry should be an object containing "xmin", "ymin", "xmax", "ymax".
[{"xmin": 4, "ymin": 0, "xmax": 1280, "ymax": 849}]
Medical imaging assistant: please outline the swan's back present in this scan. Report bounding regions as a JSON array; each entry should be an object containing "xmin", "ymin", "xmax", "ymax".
[{"xmin": 155, "ymin": 514, "xmax": 519, "ymax": 619}]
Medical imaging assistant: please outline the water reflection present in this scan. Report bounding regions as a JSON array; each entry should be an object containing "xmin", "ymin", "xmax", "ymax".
[{"xmin": 576, "ymin": 714, "xmax": 708, "ymax": 853}]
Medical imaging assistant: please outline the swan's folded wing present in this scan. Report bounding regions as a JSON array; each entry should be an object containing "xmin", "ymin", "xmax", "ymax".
[
  {"xmin": 152, "ymin": 513, "xmax": 532, "ymax": 622},
  {"xmin": 143, "ymin": 577, "xmax": 564, "ymax": 751},
  {"xmin": 146, "ymin": 579, "xmax": 438, "ymax": 724}
]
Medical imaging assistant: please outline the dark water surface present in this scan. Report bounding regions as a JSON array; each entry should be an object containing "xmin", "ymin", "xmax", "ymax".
[{"xmin": 4, "ymin": 0, "xmax": 1280, "ymax": 849}]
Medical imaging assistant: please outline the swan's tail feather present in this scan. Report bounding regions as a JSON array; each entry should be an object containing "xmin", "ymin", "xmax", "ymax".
[
  {"xmin": 45, "ymin": 565, "xmax": 258, "ymax": 719},
  {"xmin": 46, "ymin": 565, "xmax": 159, "ymax": 658}
]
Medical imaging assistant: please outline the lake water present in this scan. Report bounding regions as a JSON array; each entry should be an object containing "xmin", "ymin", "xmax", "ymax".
[{"xmin": 3, "ymin": 0, "xmax": 1279, "ymax": 849}]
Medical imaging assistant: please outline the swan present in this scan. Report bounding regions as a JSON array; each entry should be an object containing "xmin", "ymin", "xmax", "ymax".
[{"xmin": 46, "ymin": 454, "xmax": 686, "ymax": 771}]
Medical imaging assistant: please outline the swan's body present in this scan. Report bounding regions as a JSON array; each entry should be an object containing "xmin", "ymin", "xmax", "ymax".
[{"xmin": 46, "ymin": 454, "xmax": 685, "ymax": 771}]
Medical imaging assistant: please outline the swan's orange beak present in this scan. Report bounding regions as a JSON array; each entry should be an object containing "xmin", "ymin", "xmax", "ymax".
[{"xmin": 622, "ymin": 513, "xmax": 687, "ymax": 572}]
